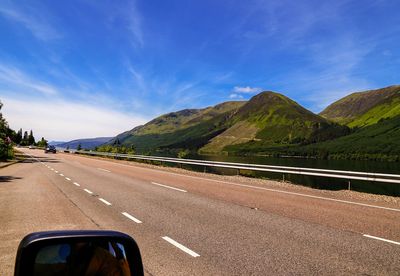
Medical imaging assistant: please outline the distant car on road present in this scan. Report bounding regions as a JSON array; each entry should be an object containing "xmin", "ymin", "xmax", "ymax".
[
  {"xmin": 28, "ymin": 145, "xmax": 33, "ymax": 149},
  {"xmin": 44, "ymin": 145, "xmax": 56, "ymax": 153}
]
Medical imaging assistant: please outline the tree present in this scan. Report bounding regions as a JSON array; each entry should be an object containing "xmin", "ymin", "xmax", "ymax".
[
  {"xmin": 113, "ymin": 138, "xmax": 121, "ymax": 146},
  {"xmin": 22, "ymin": 131, "xmax": 29, "ymax": 146},
  {"xmin": 15, "ymin": 128, "xmax": 22, "ymax": 144},
  {"xmin": 37, "ymin": 137, "xmax": 48, "ymax": 147},
  {"xmin": 77, "ymin": 143, "xmax": 82, "ymax": 150},
  {"xmin": 0, "ymin": 101, "xmax": 13, "ymax": 160},
  {"xmin": 28, "ymin": 130, "xmax": 35, "ymax": 145}
]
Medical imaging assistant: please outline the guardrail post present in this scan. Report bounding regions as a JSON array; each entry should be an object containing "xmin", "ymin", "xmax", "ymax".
[
  {"xmin": 282, "ymin": 173, "xmax": 285, "ymax": 182},
  {"xmin": 237, "ymin": 168, "xmax": 240, "ymax": 176},
  {"xmin": 348, "ymin": 180, "xmax": 351, "ymax": 191},
  {"xmin": 204, "ymin": 166, "xmax": 206, "ymax": 173}
]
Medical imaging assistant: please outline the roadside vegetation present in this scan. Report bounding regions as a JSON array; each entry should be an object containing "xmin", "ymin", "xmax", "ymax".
[
  {"xmin": 95, "ymin": 139, "xmax": 136, "ymax": 154},
  {"xmin": 0, "ymin": 100, "xmax": 48, "ymax": 161},
  {"xmin": 0, "ymin": 101, "xmax": 14, "ymax": 160}
]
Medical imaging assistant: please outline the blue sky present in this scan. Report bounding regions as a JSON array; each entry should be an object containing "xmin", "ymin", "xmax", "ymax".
[{"xmin": 0, "ymin": 0, "xmax": 399, "ymax": 141}]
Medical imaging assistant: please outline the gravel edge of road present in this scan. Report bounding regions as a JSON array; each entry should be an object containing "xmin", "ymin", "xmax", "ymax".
[{"xmin": 63, "ymin": 152, "xmax": 400, "ymax": 206}]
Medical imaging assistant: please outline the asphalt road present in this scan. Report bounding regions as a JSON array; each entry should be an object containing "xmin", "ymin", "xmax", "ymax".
[{"xmin": 1, "ymin": 148, "xmax": 399, "ymax": 275}]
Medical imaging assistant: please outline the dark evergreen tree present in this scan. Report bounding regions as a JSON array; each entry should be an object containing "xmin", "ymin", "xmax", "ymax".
[
  {"xmin": 22, "ymin": 131, "xmax": 29, "ymax": 146},
  {"xmin": 28, "ymin": 130, "xmax": 35, "ymax": 145},
  {"xmin": 37, "ymin": 137, "xmax": 48, "ymax": 147},
  {"xmin": 113, "ymin": 138, "xmax": 121, "ymax": 146},
  {"xmin": 15, "ymin": 128, "xmax": 23, "ymax": 144}
]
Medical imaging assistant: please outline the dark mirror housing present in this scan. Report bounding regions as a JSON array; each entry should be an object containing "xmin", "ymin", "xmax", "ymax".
[{"xmin": 14, "ymin": 230, "xmax": 144, "ymax": 276}]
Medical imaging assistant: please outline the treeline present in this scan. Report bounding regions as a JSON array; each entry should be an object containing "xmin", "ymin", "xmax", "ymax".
[
  {"xmin": 0, "ymin": 101, "xmax": 13, "ymax": 160},
  {"xmin": 95, "ymin": 144, "xmax": 136, "ymax": 154},
  {"xmin": 94, "ymin": 139, "xmax": 135, "ymax": 154},
  {"xmin": 0, "ymin": 100, "xmax": 48, "ymax": 160},
  {"xmin": 13, "ymin": 128, "xmax": 48, "ymax": 148}
]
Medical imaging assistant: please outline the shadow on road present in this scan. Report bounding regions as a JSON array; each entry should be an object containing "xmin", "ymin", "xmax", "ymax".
[
  {"xmin": 22, "ymin": 155, "xmax": 60, "ymax": 164},
  {"xmin": 0, "ymin": 176, "xmax": 22, "ymax": 183}
]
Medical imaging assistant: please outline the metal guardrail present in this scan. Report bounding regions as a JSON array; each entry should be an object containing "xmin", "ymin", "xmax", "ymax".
[{"xmin": 70, "ymin": 150, "xmax": 400, "ymax": 186}]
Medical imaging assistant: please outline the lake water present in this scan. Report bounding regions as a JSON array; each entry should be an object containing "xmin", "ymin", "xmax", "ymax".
[{"xmin": 176, "ymin": 154, "xmax": 400, "ymax": 196}]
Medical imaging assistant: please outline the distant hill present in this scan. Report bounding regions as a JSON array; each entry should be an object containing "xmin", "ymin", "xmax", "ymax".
[
  {"xmin": 109, "ymin": 101, "xmax": 245, "ymax": 151},
  {"xmin": 320, "ymin": 85, "xmax": 400, "ymax": 127},
  {"xmin": 48, "ymin": 141, "xmax": 65, "ymax": 146},
  {"xmin": 57, "ymin": 137, "xmax": 113, "ymax": 150}
]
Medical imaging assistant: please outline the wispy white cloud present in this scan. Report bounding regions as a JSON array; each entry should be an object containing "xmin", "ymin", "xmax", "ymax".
[
  {"xmin": 126, "ymin": 62, "xmax": 146, "ymax": 93},
  {"xmin": 126, "ymin": 1, "xmax": 144, "ymax": 47},
  {"xmin": 229, "ymin": 93, "xmax": 244, "ymax": 99},
  {"xmin": 0, "ymin": 65, "xmax": 58, "ymax": 96},
  {"xmin": 2, "ymin": 97, "xmax": 148, "ymax": 141},
  {"xmin": 233, "ymin": 86, "xmax": 262, "ymax": 94},
  {"xmin": 104, "ymin": 0, "xmax": 144, "ymax": 48},
  {"xmin": 0, "ymin": 3, "xmax": 60, "ymax": 41}
]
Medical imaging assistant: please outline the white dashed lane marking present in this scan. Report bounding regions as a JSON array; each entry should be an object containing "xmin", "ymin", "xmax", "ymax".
[
  {"xmin": 84, "ymin": 189, "xmax": 93, "ymax": 194},
  {"xmin": 121, "ymin": 212, "xmax": 142, "ymax": 224},
  {"xmin": 99, "ymin": 198, "xmax": 112, "ymax": 206},
  {"xmin": 162, "ymin": 236, "xmax": 200, "ymax": 257},
  {"xmin": 65, "ymin": 177, "xmax": 71, "ymax": 181},
  {"xmin": 97, "ymin": 168, "xmax": 111, "ymax": 173},
  {"xmin": 73, "ymin": 182, "xmax": 80, "ymax": 186}
]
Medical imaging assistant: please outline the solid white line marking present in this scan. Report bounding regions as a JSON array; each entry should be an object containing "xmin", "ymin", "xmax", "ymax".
[
  {"xmin": 59, "ymin": 173, "xmax": 64, "ymax": 176},
  {"xmin": 151, "ymin": 182, "xmax": 187, "ymax": 193},
  {"xmin": 162, "ymin": 236, "xmax": 200, "ymax": 257},
  {"xmin": 363, "ymin": 234, "xmax": 400, "ymax": 246},
  {"xmin": 97, "ymin": 168, "xmax": 111, "ymax": 173},
  {"xmin": 73, "ymin": 182, "xmax": 80, "ymax": 186},
  {"xmin": 122, "ymin": 212, "xmax": 142, "ymax": 223},
  {"xmin": 65, "ymin": 177, "xmax": 71, "ymax": 181},
  {"xmin": 84, "ymin": 189, "xmax": 93, "ymax": 194},
  {"xmin": 99, "ymin": 198, "xmax": 112, "ymax": 206},
  {"xmin": 151, "ymin": 170, "xmax": 400, "ymax": 212}
]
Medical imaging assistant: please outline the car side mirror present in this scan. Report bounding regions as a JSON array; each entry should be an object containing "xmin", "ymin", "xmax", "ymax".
[{"xmin": 14, "ymin": 230, "xmax": 144, "ymax": 276}]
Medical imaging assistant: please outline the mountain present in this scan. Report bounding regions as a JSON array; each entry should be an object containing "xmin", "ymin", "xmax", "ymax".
[
  {"xmin": 57, "ymin": 137, "xmax": 113, "ymax": 150},
  {"xmin": 48, "ymin": 141, "xmax": 66, "ymax": 146},
  {"xmin": 110, "ymin": 86, "xmax": 399, "ymax": 160},
  {"xmin": 110, "ymin": 101, "xmax": 245, "ymax": 151},
  {"xmin": 113, "ymin": 91, "xmax": 348, "ymax": 154},
  {"xmin": 320, "ymin": 85, "xmax": 400, "ymax": 128},
  {"xmin": 200, "ymin": 92, "xmax": 348, "ymax": 153}
]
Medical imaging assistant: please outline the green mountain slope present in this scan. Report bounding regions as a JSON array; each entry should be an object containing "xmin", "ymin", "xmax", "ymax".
[
  {"xmin": 110, "ymin": 86, "xmax": 399, "ymax": 160},
  {"xmin": 320, "ymin": 85, "xmax": 400, "ymax": 127},
  {"xmin": 112, "ymin": 101, "xmax": 245, "ymax": 151},
  {"xmin": 296, "ymin": 115, "xmax": 400, "ymax": 160},
  {"xmin": 200, "ymin": 92, "xmax": 348, "ymax": 153}
]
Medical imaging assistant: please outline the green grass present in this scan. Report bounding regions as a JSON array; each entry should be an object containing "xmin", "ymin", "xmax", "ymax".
[{"xmin": 348, "ymin": 97, "xmax": 400, "ymax": 128}]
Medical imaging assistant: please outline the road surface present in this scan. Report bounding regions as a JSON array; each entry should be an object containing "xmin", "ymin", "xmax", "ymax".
[{"xmin": 1, "ymin": 148, "xmax": 399, "ymax": 275}]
